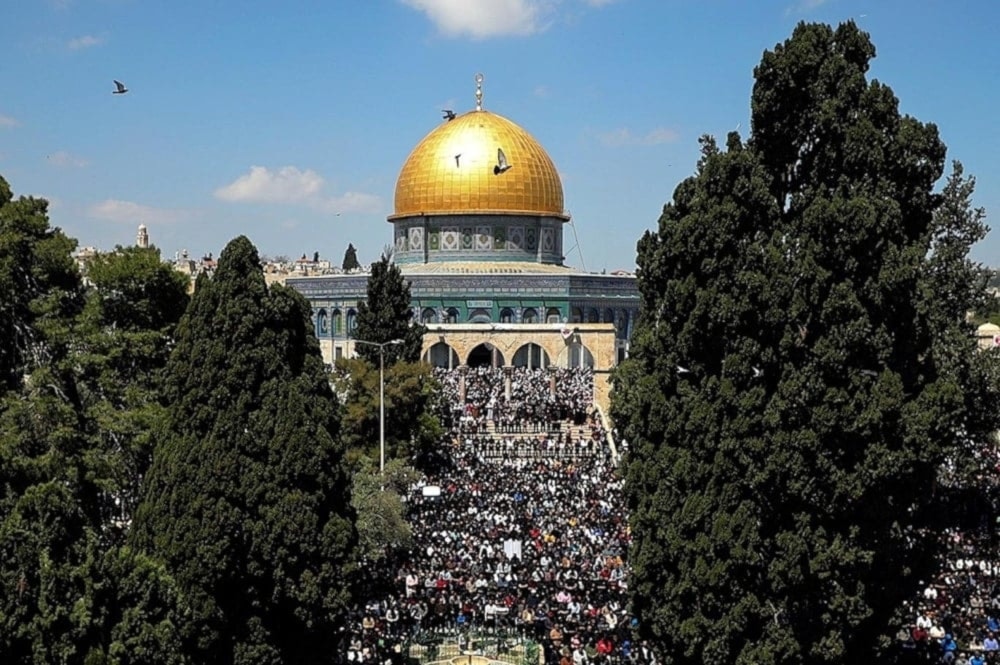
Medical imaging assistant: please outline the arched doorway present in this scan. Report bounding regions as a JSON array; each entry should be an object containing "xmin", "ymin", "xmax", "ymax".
[
  {"xmin": 424, "ymin": 342, "xmax": 460, "ymax": 369},
  {"xmin": 513, "ymin": 343, "xmax": 550, "ymax": 369},
  {"xmin": 467, "ymin": 343, "xmax": 505, "ymax": 368}
]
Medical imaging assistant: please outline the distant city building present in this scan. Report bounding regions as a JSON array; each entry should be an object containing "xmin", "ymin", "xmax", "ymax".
[
  {"xmin": 136, "ymin": 223, "xmax": 149, "ymax": 249},
  {"xmin": 288, "ymin": 76, "xmax": 640, "ymax": 408}
]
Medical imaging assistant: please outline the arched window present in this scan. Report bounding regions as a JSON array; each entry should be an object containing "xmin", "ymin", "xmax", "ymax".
[
  {"xmin": 513, "ymin": 343, "xmax": 550, "ymax": 369},
  {"xmin": 331, "ymin": 309, "xmax": 342, "ymax": 335},
  {"xmin": 422, "ymin": 307, "xmax": 439, "ymax": 324},
  {"xmin": 522, "ymin": 308, "xmax": 538, "ymax": 324},
  {"xmin": 570, "ymin": 307, "xmax": 583, "ymax": 324},
  {"xmin": 317, "ymin": 309, "xmax": 328, "ymax": 335},
  {"xmin": 603, "ymin": 308, "xmax": 614, "ymax": 324},
  {"xmin": 346, "ymin": 309, "xmax": 357, "ymax": 334},
  {"xmin": 468, "ymin": 308, "xmax": 492, "ymax": 323},
  {"xmin": 587, "ymin": 308, "xmax": 600, "ymax": 323},
  {"xmin": 500, "ymin": 308, "xmax": 514, "ymax": 323},
  {"xmin": 445, "ymin": 307, "xmax": 460, "ymax": 323},
  {"xmin": 546, "ymin": 307, "xmax": 562, "ymax": 324},
  {"xmin": 423, "ymin": 342, "xmax": 460, "ymax": 369}
]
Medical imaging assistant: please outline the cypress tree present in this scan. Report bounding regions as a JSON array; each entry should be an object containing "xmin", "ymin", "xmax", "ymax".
[
  {"xmin": 353, "ymin": 252, "xmax": 424, "ymax": 365},
  {"xmin": 341, "ymin": 243, "xmax": 360, "ymax": 272},
  {"xmin": 130, "ymin": 236, "xmax": 356, "ymax": 664},
  {"xmin": 613, "ymin": 22, "xmax": 1000, "ymax": 664}
]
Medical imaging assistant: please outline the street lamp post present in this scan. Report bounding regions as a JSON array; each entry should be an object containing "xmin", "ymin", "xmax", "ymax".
[{"xmin": 353, "ymin": 338, "xmax": 404, "ymax": 475}]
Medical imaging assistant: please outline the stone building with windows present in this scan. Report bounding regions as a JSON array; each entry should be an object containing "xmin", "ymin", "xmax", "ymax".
[{"xmin": 288, "ymin": 76, "xmax": 639, "ymax": 408}]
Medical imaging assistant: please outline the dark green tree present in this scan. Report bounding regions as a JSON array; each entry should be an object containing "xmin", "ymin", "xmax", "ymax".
[
  {"xmin": 352, "ymin": 252, "xmax": 424, "ymax": 365},
  {"xmin": 130, "ymin": 235, "xmax": 356, "ymax": 665},
  {"xmin": 332, "ymin": 357, "xmax": 443, "ymax": 465},
  {"xmin": 0, "ymin": 176, "xmax": 82, "ymax": 393},
  {"xmin": 0, "ymin": 229, "xmax": 190, "ymax": 661},
  {"xmin": 613, "ymin": 22, "xmax": 999, "ymax": 664},
  {"xmin": 341, "ymin": 243, "xmax": 360, "ymax": 272}
]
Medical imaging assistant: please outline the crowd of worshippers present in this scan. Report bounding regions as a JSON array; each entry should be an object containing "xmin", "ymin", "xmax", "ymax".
[
  {"xmin": 345, "ymin": 367, "xmax": 657, "ymax": 665},
  {"xmin": 894, "ymin": 444, "xmax": 1000, "ymax": 665},
  {"xmin": 894, "ymin": 532, "xmax": 1000, "ymax": 665},
  {"xmin": 433, "ymin": 366, "xmax": 596, "ymax": 433}
]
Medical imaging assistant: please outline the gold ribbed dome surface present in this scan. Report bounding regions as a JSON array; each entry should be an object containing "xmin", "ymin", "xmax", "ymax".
[{"xmin": 392, "ymin": 110, "xmax": 566, "ymax": 218}]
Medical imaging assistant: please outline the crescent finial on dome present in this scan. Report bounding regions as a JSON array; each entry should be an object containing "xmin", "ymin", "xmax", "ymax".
[{"xmin": 475, "ymin": 72, "xmax": 484, "ymax": 111}]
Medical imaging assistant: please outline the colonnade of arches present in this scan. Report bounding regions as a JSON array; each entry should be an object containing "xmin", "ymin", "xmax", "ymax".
[{"xmin": 422, "ymin": 341, "xmax": 595, "ymax": 370}]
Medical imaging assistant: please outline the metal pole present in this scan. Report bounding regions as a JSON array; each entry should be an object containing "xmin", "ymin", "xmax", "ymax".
[{"xmin": 379, "ymin": 345, "xmax": 385, "ymax": 476}]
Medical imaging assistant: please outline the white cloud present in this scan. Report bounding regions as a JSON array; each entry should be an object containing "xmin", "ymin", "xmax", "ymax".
[
  {"xmin": 215, "ymin": 165, "xmax": 383, "ymax": 214},
  {"xmin": 400, "ymin": 0, "xmax": 547, "ymax": 38},
  {"xmin": 597, "ymin": 127, "xmax": 679, "ymax": 147},
  {"xmin": 215, "ymin": 166, "xmax": 323, "ymax": 203},
  {"xmin": 581, "ymin": 0, "xmax": 617, "ymax": 6},
  {"xmin": 67, "ymin": 34, "xmax": 103, "ymax": 50},
  {"xmin": 47, "ymin": 151, "xmax": 88, "ymax": 168},
  {"xmin": 0, "ymin": 115, "xmax": 19, "ymax": 129},
  {"xmin": 88, "ymin": 199, "xmax": 192, "ymax": 225}
]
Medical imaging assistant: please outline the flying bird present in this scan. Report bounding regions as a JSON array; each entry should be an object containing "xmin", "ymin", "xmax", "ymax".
[
  {"xmin": 494, "ymin": 147, "xmax": 512, "ymax": 175},
  {"xmin": 752, "ymin": 366, "xmax": 764, "ymax": 378},
  {"xmin": 676, "ymin": 366, "xmax": 691, "ymax": 375},
  {"xmin": 442, "ymin": 109, "xmax": 456, "ymax": 121},
  {"xmin": 112, "ymin": 80, "xmax": 128, "ymax": 94}
]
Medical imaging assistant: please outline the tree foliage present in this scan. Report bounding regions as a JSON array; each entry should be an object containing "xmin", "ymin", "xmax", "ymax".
[
  {"xmin": 350, "ymin": 457, "xmax": 419, "ymax": 567},
  {"xmin": 613, "ymin": 21, "xmax": 999, "ymax": 665},
  {"xmin": 0, "ymin": 176, "xmax": 82, "ymax": 393},
  {"xmin": 0, "ymin": 189, "xmax": 190, "ymax": 662},
  {"xmin": 342, "ymin": 243, "xmax": 360, "ymax": 272},
  {"xmin": 130, "ymin": 235, "xmax": 356, "ymax": 664},
  {"xmin": 332, "ymin": 357, "xmax": 443, "ymax": 466},
  {"xmin": 352, "ymin": 252, "xmax": 424, "ymax": 366}
]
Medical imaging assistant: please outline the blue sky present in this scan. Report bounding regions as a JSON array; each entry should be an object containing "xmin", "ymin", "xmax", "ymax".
[{"xmin": 2, "ymin": 0, "xmax": 998, "ymax": 270}]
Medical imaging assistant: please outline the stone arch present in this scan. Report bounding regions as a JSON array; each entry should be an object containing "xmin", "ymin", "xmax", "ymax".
[
  {"xmin": 331, "ymin": 308, "xmax": 342, "ymax": 335},
  {"xmin": 570, "ymin": 307, "xmax": 583, "ymax": 324},
  {"xmin": 421, "ymin": 307, "xmax": 439, "ymax": 324},
  {"xmin": 423, "ymin": 341, "xmax": 460, "ymax": 369},
  {"xmin": 346, "ymin": 309, "xmax": 358, "ymax": 334},
  {"xmin": 445, "ymin": 307, "xmax": 460, "ymax": 323},
  {"xmin": 545, "ymin": 307, "xmax": 562, "ymax": 323},
  {"xmin": 512, "ymin": 342, "xmax": 550, "ymax": 369},
  {"xmin": 499, "ymin": 307, "xmax": 514, "ymax": 323},
  {"xmin": 316, "ymin": 308, "xmax": 329, "ymax": 336},
  {"xmin": 467, "ymin": 343, "xmax": 505, "ymax": 368},
  {"xmin": 557, "ymin": 341, "xmax": 595, "ymax": 369},
  {"xmin": 522, "ymin": 307, "xmax": 538, "ymax": 324},
  {"xmin": 586, "ymin": 308, "xmax": 600, "ymax": 323}
]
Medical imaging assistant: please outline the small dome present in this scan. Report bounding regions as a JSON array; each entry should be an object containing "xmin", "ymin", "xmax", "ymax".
[
  {"xmin": 978, "ymin": 322, "xmax": 1000, "ymax": 334},
  {"xmin": 392, "ymin": 109, "xmax": 566, "ymax": 219}
]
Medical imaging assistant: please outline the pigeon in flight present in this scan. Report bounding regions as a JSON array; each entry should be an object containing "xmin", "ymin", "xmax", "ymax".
[
  {"xmin": 494, "ymin": 148, "xmax": 512, "ymax": 175},
  {"xmin": 752, "ymin": 366, "xmax": 764, "ymax": 378},
  {"xmin": 676, "ymin": 365, "xmax": 691, "ymax": 375},
  {"xmin": 442, "ymin": 109, "xmax": 456, "ymax": 121},
  {"xmin": 112, "ymin": 80, "xmax": 128, "ymax": 94}
]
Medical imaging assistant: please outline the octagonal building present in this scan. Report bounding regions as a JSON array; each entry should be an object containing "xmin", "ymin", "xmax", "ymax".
[{"xmin": 288, "ymin": 75, "xmax": 639, "ymax": 409}]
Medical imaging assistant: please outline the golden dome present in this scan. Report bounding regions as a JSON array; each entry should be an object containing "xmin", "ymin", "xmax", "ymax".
[{"xmin": 391, "ymin": 109, "xmax": 567, "ymax": 219}]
